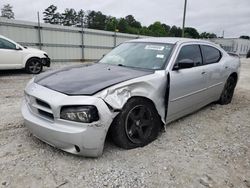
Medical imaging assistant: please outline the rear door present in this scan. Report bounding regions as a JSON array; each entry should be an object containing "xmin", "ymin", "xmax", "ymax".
[
  {"xmin": 200, "ymin": 45, "xmax": 225, "ymax": 100},
  {"xmin": 167, "ymin": 44, "xmax": 207, "ymax": 122},
  {"xmin": 0, "ymin": 37, "xmax": 23, "ymax": 69}
]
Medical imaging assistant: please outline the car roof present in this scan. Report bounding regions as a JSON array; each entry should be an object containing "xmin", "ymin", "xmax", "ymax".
[{"xmin": 128, "ymin": 37, "xmax": 211, "ymax": 45}]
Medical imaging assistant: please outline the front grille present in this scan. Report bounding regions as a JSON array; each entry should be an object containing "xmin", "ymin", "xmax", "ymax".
[
  {"xmin": 37, "ymin": 109, "xmax": 54, "ymax": 120},
  {"xmin": 27, "ymin": 95, "xmax": 54, "ymax": 121},
  {"xmin": 36, "ymin": 99, "xmax": 51, "ymax": 109}
]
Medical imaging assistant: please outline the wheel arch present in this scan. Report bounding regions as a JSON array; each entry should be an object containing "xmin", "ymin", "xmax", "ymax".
[
  {"xmin": 22, "ymin": 55, "xmax": 42, "ymax": 68},
  {"xmin": 118, "ymin": 96, "xmax": 165, "ymax": 126},
  {"xmin": 229, "ymin": 72, "xmax": 238, "ymax": 82}
]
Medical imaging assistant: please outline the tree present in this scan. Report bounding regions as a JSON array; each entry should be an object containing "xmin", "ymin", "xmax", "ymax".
[
  {"xmin": 117, "ymin": 18, "xmax": 129, "ymax": 33},
  {"xmin": 1, "ymin": 4, "xmax": 14, "ymax": 19},
  {"xmin": 148, "ymin": 21, "xmax": 168, "ymax": 37},
  {"xmin": 43, "ymin": 5, "xmax": 62, "ymax": 24},
  {"xmin": 105, "ymin": 17, "xmax": 118, "ymax": 31},
  {"xmin": 76, "ymin": 9, "xmax": 85, "ymax": 27},
  {"xmin": 161, "ymin": 24, "xmax": 170, "ymax": 35},
  {"xmin": 62, "ymin": 8, "xmax": 78, "ymax": 26},
  {"xmin": 184, "ymin": 27, "xmax": 199, "ymax": 38},
  {"xmin": 125, "ymin": 15, "xmax": 141, "ymax": 29},
  {"xmin": 169, "ymin": 25, "xmax": 182, "ymax": 37},
  {"xmin": 86, "ymin": 11, "xmax": 107, "ymax": 30},
  {"xmin": 200, "ymin": 32, "xmax": 217, "ymax": 39},
  {"xmin": 240, "ymin": 35, "xmax": 250, "ymax": 40}
]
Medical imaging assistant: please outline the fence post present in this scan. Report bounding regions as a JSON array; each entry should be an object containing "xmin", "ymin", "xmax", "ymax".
[
  {"xmin": 37, "ymin": 12, "xmax": 42, "ymax": 50},
  {"xmin": 113, "ymin": 31, "xmax": 117, "ymax": 48},
  {"xmin": 81, "ymin": 19, "xmax": 84, "ymax": 61}
]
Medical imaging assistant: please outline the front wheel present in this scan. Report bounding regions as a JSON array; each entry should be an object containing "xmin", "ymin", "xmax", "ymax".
[
  {"xmin": 110, "ymin": 98, "xmax": 161, "ymax": 149},
  {"xmin": 25, "ymin": 58, "xmax": 43, "ymax": 74},
  {"xmin": 218, "ymin": 76, "xmax": 237, "ymax": 105}
]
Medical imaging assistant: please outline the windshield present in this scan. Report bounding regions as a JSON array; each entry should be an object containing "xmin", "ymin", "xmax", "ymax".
[{"xmin": 99, "ymin": 42, "xmax": 174, "ymax": 70}]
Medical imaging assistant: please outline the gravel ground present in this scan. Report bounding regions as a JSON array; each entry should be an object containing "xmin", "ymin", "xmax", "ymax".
[{"xmin": 0, "ymin": 59, "xmax": 250, "ymax": 188}]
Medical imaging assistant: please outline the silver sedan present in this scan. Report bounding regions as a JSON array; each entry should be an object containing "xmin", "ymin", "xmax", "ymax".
[{"xmin": 21, "ymin": 37, "xmax": 240, "ymax": 157}]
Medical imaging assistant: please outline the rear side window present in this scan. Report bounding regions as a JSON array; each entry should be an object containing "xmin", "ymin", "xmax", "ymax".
[
  {"xmin": 201, "ymin": 45, "xmax": 221, "ymax": 64},
  {"xmin": 0, "ymin": 38, "xmax": 16, "ymax": 50},
  {"xmin": 177, "ymin": 45, "xmax": 202, "ymax": 66}
]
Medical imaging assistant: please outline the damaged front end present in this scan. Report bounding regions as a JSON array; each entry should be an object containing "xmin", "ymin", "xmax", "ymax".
[{"xmin": 95, "ymin": 70, "xmax": 169, "ymax": 124}]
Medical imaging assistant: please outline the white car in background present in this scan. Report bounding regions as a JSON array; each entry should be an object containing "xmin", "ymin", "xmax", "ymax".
[{"xmin": 0, "ymin": 35, "xmax": 50, "ymax": 74}]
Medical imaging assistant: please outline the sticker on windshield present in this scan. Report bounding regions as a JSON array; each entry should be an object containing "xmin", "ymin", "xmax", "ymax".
[
  {"xmin": 145, "ymin": 45, "xmax": 165, "ymax": 51},
  {"xmin": 156, "ymin": 54, "xmax": 164, "ymax": 59}
]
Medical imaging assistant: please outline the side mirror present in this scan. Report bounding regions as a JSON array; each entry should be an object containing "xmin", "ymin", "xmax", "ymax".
[
  {"xmin": 173, "ymin": 59, "xmax": 195, "ymax": 70},
  {"xmin": 15, "ymin": 45, "xmax": 22, "ymax": 50}
]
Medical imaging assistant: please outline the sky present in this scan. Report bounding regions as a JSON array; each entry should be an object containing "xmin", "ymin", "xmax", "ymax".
[{"xmin": 0, "ymin": 0, "xmax": 249, "ymax": 38}]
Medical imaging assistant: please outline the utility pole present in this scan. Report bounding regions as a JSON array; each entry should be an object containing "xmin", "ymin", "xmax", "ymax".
[
  {"xmin": 37, "ymin": 12, "xmax": 42, "ymax": 50},
  {"xmin": 182, "ymin": 0, "xmax": 187, "ymax": 37}
]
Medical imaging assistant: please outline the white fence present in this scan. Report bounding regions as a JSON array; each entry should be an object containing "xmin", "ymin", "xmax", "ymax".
[{"xmin": 0, "ymin": 18, "xmax": 146, "ymax": 62}]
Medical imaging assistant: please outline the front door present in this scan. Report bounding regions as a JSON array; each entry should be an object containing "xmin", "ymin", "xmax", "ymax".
[
  {"xmin": 0, "ymin": 37, "xmax": 22, "ymax": 69},
  {"xmin": 167, "ymin": 44, "xmax": 207, "ymax": 122}
]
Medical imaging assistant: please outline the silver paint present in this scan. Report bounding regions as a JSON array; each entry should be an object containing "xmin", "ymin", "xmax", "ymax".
[{"xmin": 21, "ymin": 38, "xmax": 240, "ymax": 157}]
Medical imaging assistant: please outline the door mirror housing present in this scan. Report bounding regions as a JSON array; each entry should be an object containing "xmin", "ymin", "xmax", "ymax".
[
  {"xmin": 15, "ymin": 45, "xmax": 22, "ymax": 50},
  {"xmin": 173, "ymin": 59, "xmax": 195, "ymax": 70}
]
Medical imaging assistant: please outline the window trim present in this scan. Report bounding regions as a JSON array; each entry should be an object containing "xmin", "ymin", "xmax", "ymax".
[
  {"xmin": 200, "ymin": 44, "xmax": 222, "ymax": 65},
  {"xmin": 173, "ymin": 44, "xmax": 203, "ymax": 70}
]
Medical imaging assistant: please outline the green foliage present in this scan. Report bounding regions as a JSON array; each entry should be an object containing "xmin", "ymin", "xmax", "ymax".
[
  {"xmin": 1, "ymin": 4, "xmax": 14, "ymax": 19},
  {"xmin": 184, "ymin": 27, "xmax": 199, "ymax": 38},
  {"xmin": 240, "ymin": 35, "xmax": 250, "ymax": 40},
  {"xmin": 117, "ymin": 18, "xmax": 129, "ymax": 33},
  {"xmin": 86, "ymin": 11, "xmax": 107, "ymax": 30},
  {"xmin": 148, "ymin": 22, "xmax": 168, "ymax": 37},
  {"xmin": 76, "ymin": 9, "xmax": 85, "ymax": 27},
  {"xmin": 42, "ymin": 5, "xmax": 219, "ymax": 39},
  {"xmin": 105, "ymin": 17, "xmax": 118, "ymax": 31},
  {"xmin": 43, "ymin": 5, "xmax": 62, "ymax": 24},
  {"xmin": 200, "ymin": 32, "xmax": 217, "ymax": 39},
  {"xmin": 62, "ymin": 8, "xmax": 78, "ymax": 26},
  {"xmin": 125, "ymin": 15, "xmax": 142, "ymax": 29},
  {"xmin": 169, "ymin": 26, "xmax": 182, "ymax": 37}
]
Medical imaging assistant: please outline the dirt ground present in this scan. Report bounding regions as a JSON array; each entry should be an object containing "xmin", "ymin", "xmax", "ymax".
[{"xmin": 0, "ymin": 59, "xmax": 249, "ymax": 188}]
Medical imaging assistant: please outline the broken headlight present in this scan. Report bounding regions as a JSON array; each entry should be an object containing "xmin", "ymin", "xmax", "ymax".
[{"xmin": 60, "ymin": 106, "xmax": 99, "ymax": 123}]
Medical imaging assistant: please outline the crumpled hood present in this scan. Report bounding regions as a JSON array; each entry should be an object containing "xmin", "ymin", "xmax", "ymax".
[{"xmin": 35, "ymin": 63, "xmax": 154, "ymax": 95}]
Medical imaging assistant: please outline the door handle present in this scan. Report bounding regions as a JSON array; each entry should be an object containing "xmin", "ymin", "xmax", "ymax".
[
  {"xmin": 201, "ymin": 71, "xmax": 206, "ymax": 75},
  {"xmin": 225, "ymin": 66, "xmax": 228, "ymax": 69}
]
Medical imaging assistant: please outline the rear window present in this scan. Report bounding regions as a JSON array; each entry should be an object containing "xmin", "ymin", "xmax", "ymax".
[{"xmin": 201, "ymin": 45, "xmax": 221, "ymax": 64}]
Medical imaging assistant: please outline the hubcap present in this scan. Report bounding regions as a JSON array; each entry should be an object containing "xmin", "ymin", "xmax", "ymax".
[
  {"xmin": 125, "ymin": 105, "xmax": 153, "ymax": 144},
  {"xmin": 29, "ymin": 61, "xmax": 41, "ymax": 73}
]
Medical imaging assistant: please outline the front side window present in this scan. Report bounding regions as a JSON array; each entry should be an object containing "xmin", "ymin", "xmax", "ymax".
[
  {"xmin": 0, "ymin": 38, "xmax": 16, "ymax": 50},
  {"xmin": 176, "ymin": 45, "xmax": 202, "ymax": 66},
  {"xmin": 99, "ymin": 42, "xmax": 174, "ymax": 70},
  {"xmin": 201, "ymin": 45, "xmax": 221, "ymax": 64}
]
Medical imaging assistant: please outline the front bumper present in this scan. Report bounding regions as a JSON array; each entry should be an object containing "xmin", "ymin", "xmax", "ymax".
[
  {"xmin": 41, "ymin": 57, "xmax": 50, "ymax": 67},
  {"xmin": 21, "ymin": 83, "xmax": 115, "ymax": 157}
]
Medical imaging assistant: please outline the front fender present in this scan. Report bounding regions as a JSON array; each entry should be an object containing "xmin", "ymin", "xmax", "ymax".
[
  {"xmin": 22, "ymin": 53, "xmax": 47, "ymax": 67},
  {"xmin": 95, "ymin": 71, "xmax": 168, "ymax": 123}
]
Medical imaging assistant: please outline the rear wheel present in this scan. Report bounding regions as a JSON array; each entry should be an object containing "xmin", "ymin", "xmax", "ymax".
[
  {"xmin": 110, "ymin": 98, "xmax": 161, "ymax": 149},
  {"xmin": 25, "ymin": 58, "xmax": 43, "ymax": 74},
  {"xmin": 218, "ymin": 76, "xmax": 237, "ymax": 105}
]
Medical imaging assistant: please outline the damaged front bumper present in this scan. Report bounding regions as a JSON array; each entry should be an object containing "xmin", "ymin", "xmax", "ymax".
[
  {"xmin": 41, "ymin": 56, "xmax": 51, "ymax": 67},
  {"xmin": 21, "ymin": 82, "xmax": 115, "ymax": 157}
]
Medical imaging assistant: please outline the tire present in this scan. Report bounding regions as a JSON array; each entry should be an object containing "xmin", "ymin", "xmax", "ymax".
[
  {"xmin": 25, "ymin": 58, "xmax": 43, "ymax": 74},
  {"xmin": 110, "ymin": 98, "xmax": 161, "ymax": 149},
  {"xmin": 218, "ymin": 76, "xmax": 237, "ymax": 105}
]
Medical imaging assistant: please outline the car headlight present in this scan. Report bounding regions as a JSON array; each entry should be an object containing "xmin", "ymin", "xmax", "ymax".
[{"xmin": 60, "ymin": 106, "xmax": 99, "ymax": 123}]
